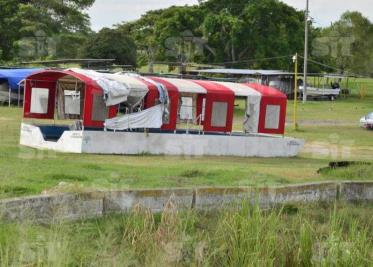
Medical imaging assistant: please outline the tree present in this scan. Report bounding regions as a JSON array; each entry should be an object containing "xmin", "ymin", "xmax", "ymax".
[
  {"xmin": 202, "ymin": 0, "xmax": 305, "ymax": 69},
  {"xmin": 118, "ymin": 0, "xmax": 306, "ymax": 70},
  {"xmin": 0, "ymin": 0, "xmax": 22, "ymax": 61},
  {"xmin": 0, "ymin": 0, "xmax": 94, "ymax": 62},
  {"xmin": 314, "ymin": 12, "xmax": 373, "ymax": 76},
  {"xmin": 81, "ymin": 28, "xmax": 137, "ymax": 66},
  {"xmin": 120, "ymin": 6, "xmax": 206, "ymax": 70}
]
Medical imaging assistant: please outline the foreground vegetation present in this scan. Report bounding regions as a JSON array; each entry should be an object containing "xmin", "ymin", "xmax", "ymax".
[{"xmin": 0, "ymin": 201, "xmax": 372, "ymax": 266}]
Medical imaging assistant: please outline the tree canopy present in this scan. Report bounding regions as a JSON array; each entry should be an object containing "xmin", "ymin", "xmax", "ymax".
[
  {"xmin": 314, "ymin": 11, "xmax": 373, "ymax": 76},
  {"xmin": 81, "ymin": 28, "xmax": 137, "ymax": 66},
  {"xmin": 0, "ymin": 0, "xmax": 93, "ymax": 62},
  {"xmin": 1, "ymin": 0, "xmax": 373, "ymax": 76},
  {"xmin": 119, "ymin": 0, "xmax": 306, "ymax": 71}
]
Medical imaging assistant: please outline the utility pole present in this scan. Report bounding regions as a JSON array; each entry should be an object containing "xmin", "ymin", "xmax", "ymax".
[
  {"xmin": 293, "ymin": 53, "xmax": 298, "ymax": 130},
  {"xmin": 303, "ymin": 0, "xmax": 309, "ymax": 103}
]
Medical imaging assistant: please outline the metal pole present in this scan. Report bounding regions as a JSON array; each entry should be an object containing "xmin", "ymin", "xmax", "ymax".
[
  {"xmin": 293, "ymin": 53, "xmax": 298, "ymax": 130},
  {"xmin": 303, "ymin": 0, "xmax": 309, "ymax": 103},
  {"xmin": 8, "ymin": 86, "xmax": 11, "ymax": 107},
  {"xmin": 18, "ymin": 84, "xmax": 20, "ymax": 107}
]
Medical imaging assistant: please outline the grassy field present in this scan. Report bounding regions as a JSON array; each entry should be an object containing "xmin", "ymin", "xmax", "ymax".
[
  {"xmin": 0, "ymin": 201, "xmax": 372, "ymax": 266},
  {"xmin": 0, "ymin": 94, "xmax": 372, "ymax": 199},
  {"xmin": 0, "ymin": 82, "xmax": 372, "ymax": 266}
]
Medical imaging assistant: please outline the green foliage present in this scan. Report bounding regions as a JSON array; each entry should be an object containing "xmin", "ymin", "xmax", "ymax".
[
  {"xmin": 202, "ymin": 0, "xmax": 305, "ymax": 69},
  {"xmin": 0, "ymin": 202, "xmax": 371, "ymax": 266},
  {"xmin": 313, "ymin": 11, "xmax": 373, "ymax": 76},
  {"xmin": 0, "ymin": 0, "xmax": 94, "ymax": 62},
  {"xmin": 119, "ymin": 0, "xmax": 305, "ymax": 70},
  {"xmin": 81, "ymin": 27, "xmax": 137, "ymax": 66},
  {"xmin": 1, "ymin": 0, "xmax": 372, "ymax": 74},
  {"xmin": 0, "ymin": 0, "xmax": 22, "ymax": 61},
  {"xmin": 319, "ymin": 164, "xmax": 373, "ymax": 180}
]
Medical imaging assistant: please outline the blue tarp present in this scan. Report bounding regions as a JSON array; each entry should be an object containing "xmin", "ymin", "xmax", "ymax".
[{"xmin": 0, "ymin": 69, "xmax": 41, "ymax": 91}]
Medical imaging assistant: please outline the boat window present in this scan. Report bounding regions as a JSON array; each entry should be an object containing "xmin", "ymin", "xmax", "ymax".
[
  {"xmin": 92, "ymin": 94, "xmax": 108, "ymax": 121},
  {"xmin": 180, "ymin": 96, "xmax": 194, "ymax": 120},
  {"xmin": 265, "ymin": 105, "xmax": 280, "ymax": 129},
  {"xmin": 56, "ymin": 79, "xmax": 84, "ymax": 120},
  {"xmin": 64, "ymin": 90, "xmax": 81, "ymax": 115},
  {"xmin": 30, "ymin": 88, "xmax": 49, "ymax": 114},
  {"xmin": 211, "ymin": 102, "xmax": 228, "ymax": 127}
]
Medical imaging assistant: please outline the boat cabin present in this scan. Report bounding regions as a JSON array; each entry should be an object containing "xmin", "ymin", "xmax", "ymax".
[
  {"xmin": 19, "ymin": 69, "xmax": 305, "ymax": 157},
  {"xmin": 23, "ymin": 69, "xmax": 286, "ymax": 137}
]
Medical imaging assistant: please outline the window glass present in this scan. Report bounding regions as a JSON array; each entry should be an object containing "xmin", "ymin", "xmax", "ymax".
[
  {"xmin": 180, "ymin": 97, "xmax": 194, "ymax": 120},
  {"xmin": 92, "ymin": 94, "xmax": 108, "ymax": 121},
  {"xmin": 211, "ymin": 102, "xmax": 228, "ymax": 127},
  {"xmin": 265, "ymin": 105, "xmax": 280, "ymax": 129},
  {"xmin": 30, "ymin": 88, "xmax": 49, "ymax": 114},
  {"xmin": 64, "ymin": 90, "xmax": 81, "ymax": 115}
]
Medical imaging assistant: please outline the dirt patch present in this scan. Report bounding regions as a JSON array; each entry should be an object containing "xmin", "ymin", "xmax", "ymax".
[
  {"xmin": 302, "ymin": 142, "xmax": 373, "ymax": 160},
  {"xmin": 286, "ymin": 120, "xmax": 355, "ymax": 126}
]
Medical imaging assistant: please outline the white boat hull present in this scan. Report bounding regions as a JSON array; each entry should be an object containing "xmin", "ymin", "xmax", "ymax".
[
  {"xmin": 299, "ymin": 86, "xmax": 340, "ymax": 97},
  {"xmin": 20, "ymin": 123, "xmax": 304, "ymax": 158}
]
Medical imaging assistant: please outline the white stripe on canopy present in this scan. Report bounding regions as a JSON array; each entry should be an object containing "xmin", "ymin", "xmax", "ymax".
[
  {"xmin": 212, "ymin": 82, "xmax": 262, "ymax": 97},
  {"xmin": 213, "ymin": 81, "xmax": 262, "ymax": 134},
  {"xmin": 159, "ymin": 78, "xmax": 207, "ymax": 94}
]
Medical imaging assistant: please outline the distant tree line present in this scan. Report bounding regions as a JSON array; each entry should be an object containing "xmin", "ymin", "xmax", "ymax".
[{"xmin": 1, "ymin": 0, "xmax": 372, "ymax": 76}]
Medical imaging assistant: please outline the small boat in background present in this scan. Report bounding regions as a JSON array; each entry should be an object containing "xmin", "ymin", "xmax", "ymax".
[{"xmin": 298, "ymin": 74, "xmax": 350, "ymax": 100}]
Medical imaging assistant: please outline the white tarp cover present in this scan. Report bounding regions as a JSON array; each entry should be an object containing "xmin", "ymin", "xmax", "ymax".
[
  {"xmin": 69, "ymin": 68, "xmax": 130, "ymax": 106},
  {"xmin": 109, "ymin": 74, "xmax": 149, "ymax": 99},
  {"xmin": 109, "ymin": 73, "xmax": 149, "ymax": 107},
  {"xmin": 104, "ymin": 104, "xmax": 164, "ymax": 131},
  {"xmin": 243, "ymin": 93, "xmax": 262, "ymax": 133}
]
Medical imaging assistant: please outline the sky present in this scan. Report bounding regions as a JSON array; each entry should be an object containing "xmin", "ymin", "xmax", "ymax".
[{"xmin": 88, "ymin": 0, "xmax": 373, "ymax": 31}]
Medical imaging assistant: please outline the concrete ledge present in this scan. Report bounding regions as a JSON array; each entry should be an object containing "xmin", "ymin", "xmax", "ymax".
[
  {"xmin": 0, "ymin": 192, "xmax": 104, "ymax": 223},
  {"xmin": 0, "ymin": 182, "xmax": 372, "ymax": 223},
  {"xmin": 263, "ymin": 182, "xmax": 339, "ymax": 206},
  {"xmin": 104, "ymin": 188, "xmax": 194, "ymax": 213},
  {"xmin": 194, "ymin": 183, "xmax": 340, "ymax": 209},
  {"xmin": 340, "ymin": 182, "xmax": 373, "ymax": 202}
]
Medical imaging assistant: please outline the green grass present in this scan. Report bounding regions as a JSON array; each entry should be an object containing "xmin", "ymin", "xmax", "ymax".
[
  {"xmin": 0, "ymin": 95, "xmax": 372, "ymax": 266},
  {"xmin": 287, "ymin": 96, "xmax": 373, "ymax": 124},
  {"xmin": 0, "ymin": 201, "xmax": 371, "ymax": 266},
  {"xmin": 319, "ymin": 163, "xmax": 373, "ymax": 180},
  {"xmin": 0, "ymin": 94, "xmax": 372, "ymax": 199}
]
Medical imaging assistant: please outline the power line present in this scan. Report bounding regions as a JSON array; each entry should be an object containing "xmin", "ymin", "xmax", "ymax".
[
  {"xmin": 299, "ymin": 56, "xmax": 341, "ymax": 72},
  {"xmin": 298, "ymin": 56, "xmax": 367, "ymax": 78},
  {"xmin": 209, "ymin": 55, "xmax": 292, "ymax": 65},
  {"xmin": 153, "ymin": 55, "xmax": 293, "ymax": 67}
]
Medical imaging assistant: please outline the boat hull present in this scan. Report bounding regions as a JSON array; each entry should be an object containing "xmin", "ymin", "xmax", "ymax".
[
  {"xmin": 299, "ymin": 86, "xmax": 340, "ymax": 97},
  {"xmin": 20, "ymin": 123, "xmax": 304, "ymax": 157}
]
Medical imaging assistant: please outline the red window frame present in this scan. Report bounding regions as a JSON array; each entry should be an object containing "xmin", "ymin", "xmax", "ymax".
[
  {"xmin": 147, "ymin": 77, "xmax": 180, "ymax": 131},
  {"xmin": 82, "ymin": 84, "xmax": 118, "ymax": 128},
  {"xmin": 23, "ymin": 79, "xmax": 56, "ymax": 119},
  {"xmin": 247, "ymin": 83, "xmax": 287, "ymax": 135},
  {"xmin": 192, "ymin": 80, "xmax": 234, "ymax": 133}
]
